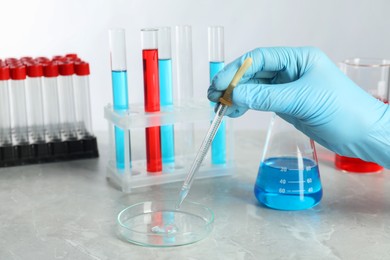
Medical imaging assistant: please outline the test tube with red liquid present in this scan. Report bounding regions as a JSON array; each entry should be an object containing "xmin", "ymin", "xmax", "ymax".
[{"xmin": 141, "ymin": 28, "xmax": 162, "ymax": 173}]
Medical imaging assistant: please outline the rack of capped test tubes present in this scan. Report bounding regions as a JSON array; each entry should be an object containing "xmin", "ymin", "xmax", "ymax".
[
  {"xmin": 105, "ymin": 26, "xmax": 234, "ymax": 193},
  {"xmin": 0, "ymin": 54, "xmax": 98, "ymax": 167}
]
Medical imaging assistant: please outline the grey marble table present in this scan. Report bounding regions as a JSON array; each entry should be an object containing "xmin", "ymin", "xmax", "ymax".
[{"xmin": 1, "ymin": 131, "xmax": 390, "ymax": 260}]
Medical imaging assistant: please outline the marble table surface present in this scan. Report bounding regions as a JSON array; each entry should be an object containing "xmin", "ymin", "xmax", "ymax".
[{"xmin": 1, "ymin": 131, "xmax": 390, "ymax": 260}]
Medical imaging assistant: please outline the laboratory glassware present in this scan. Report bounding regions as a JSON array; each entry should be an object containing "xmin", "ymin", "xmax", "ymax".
[
  {"xmin": 0, "ymin": 65, "xmax": 12, "ymax": 146},
  {"xmin": 9, "ymin": 65, "xmax": 29, "ymax": 145},
  {"xmin": 58, "ymin": 61, "xmax": 77, "ymax": 141},
  {"xmin": 208, "ymin": 26, "xmax": 226, "ymax": 165},
  {"xmin": 142, "ymin": 28, "xmax": 162, "ymax": 173},
  {"xmin": 254, "ymin": 114, "xmax": 323, "ymax": 210},
  {"xmin": 335, "ymin": 58, "xmax": 389, "ymax": 173},
  {"xmin": 158, "ymin": 27, "xmax": 175, "ymax": 167},
  {"xmin": 109, "ymin": 28, "xmax": 131, "ymax": 170},
  {"xmin": 176, "ymin": 58, "xmax": 253, "ymax": 209},
  {"xmin": 42, "ymin": 62, "xmax": 61, "ymax": 142},
  {"xmin": 117, "ymin": 200, "xmax": 214, "ymax": 247},
  {"xmin": 74, "ymin": 62, "xmax": 93, "ymax": 139},
  {"xmin": 26, "ymin": 63, "xmax": 45, "ymax": 143}
]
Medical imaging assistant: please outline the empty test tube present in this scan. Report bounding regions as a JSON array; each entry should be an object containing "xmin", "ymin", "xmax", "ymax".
[
  {"xmin": 158, "ymin": 27, "xmax": 175, "ymax": 166},
  {"xmin": 208, "ymin": 26, "xmax": 226, "ymax": 165},
  {"xmin": 42, "ymin": 62, "xmax": 61, "ymax": 142},
  {"xmin": 142, "ymin": 28, "xmax": 162, "ymax": 173},
  {"xmin": 58, "ymin": 62, "xmax": 77, "ymax": 141},
  {"xmin": 9, "ymin": 65, "xmax": 29, "ymax": 145},
  {"xmin": 74, "ymin": 62, "xmax": 93, "ymax": 139},
  {"xmin": 26, "ymin": 63, "xmax": 45, "ymax": 143},
  {"xmin": 0, "ymin": 65, "xmax": 12, "ymax": 146},
  {"xmin": 109, "ymin": 28, "xmax": 131, "ymax": 169},
  {"xmin": 175, "ymin": 25, "xmax": 194, "ymax": 104}
]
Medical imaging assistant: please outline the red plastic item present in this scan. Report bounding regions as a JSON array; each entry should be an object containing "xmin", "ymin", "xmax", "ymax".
[
  {"xmin": 26, "ymin": 63, "xmax": 43, "ymax": 77},
  {"xmin": 58, "ymin": 62, "xmax": 74, "ymax": 76},
  {"xmin": 5, "ymin": 58, "xmax": 19, "ymax": 65},
  {"xmin": 34, "ymin": 57, "xmax": 51, "ymax": 64},
  {"xmin": 0, "ymin": 65, "xmax": 10, "ymax": 80},
  {"xmin": 10, "ymin": 65, "xmax": 26, "ymax": 80},
  {"xmin": 43, "ymin": 63, "xmax": 59, "ymax": 77},
  {"xmin": 74, "ymin": 62, "xmax": 90, "ymax": 76},
  {"xmin": 142, "ymin": 48, "xmax": 162, "ymax": 173},
  {"xmin": 65, "ymin": 53, "xmax": 78, "ymax": 59}
]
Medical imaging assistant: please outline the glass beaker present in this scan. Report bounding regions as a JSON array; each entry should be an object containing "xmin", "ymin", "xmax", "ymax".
[
  {"xmin": 335, "ymin": 58, "xmax": 390, "ymax": 173},
  {"xmin": 254, "ymin": 114, "xmax": 323, "ymax": 210}
]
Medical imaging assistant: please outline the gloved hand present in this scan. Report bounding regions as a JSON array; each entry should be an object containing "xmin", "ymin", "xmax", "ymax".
[{"xmin": 208, "ymin": 47, "xmax": 390, "ymax": 168}]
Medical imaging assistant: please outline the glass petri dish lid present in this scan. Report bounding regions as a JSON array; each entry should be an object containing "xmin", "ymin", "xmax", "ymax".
[{"xmin": 117, "ymin": 200, "xmax": 214, "ymax": 247}]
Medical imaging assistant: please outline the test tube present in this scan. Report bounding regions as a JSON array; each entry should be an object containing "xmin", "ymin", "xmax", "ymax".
[
  {"xmin": 26, "ymin": 63, "xmax": 45, "ymax": 143},
  {"xmin": 74, "ymin": 62, "xmax": 93, "ymax": 139},
  {"xmin": 175, "ymin": 25, "xmax": 195, "ymax": 161},
  {"xmin": 57, "ymin": 61, "xmax": 77, "ymax": 141},
  {"xmin": 0, "ymin": 65, "xmax": 12, "ymax": 146},
  {"xmin": 9, "ymin": 65, "xmax": 29, "ymax": 145},
  {"xmin": 208, "ymin": 26, "xmax": 226, "ymax": 165},
  {"xmin": 109, "ymin": 28, "xmax": 131, "ymax": 169},
  {"xmin": 158, "ymin": 27, "xmax": 175, "ymax": 167},
  {"xmin": 175, "ymin": 25, "xmax": 194, "ymax": 104},
  {"xmin": 42, "ymin": 62, "xmax": 61, "ymax": 142},
  {"xmin": 141, "ymin": 28, "xmax": 162, "ymax": 173}
]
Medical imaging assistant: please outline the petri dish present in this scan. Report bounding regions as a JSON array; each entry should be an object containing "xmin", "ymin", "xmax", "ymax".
[{"xmin": 117, "ymin": 200, "xmax": 214, "ymax": 247}]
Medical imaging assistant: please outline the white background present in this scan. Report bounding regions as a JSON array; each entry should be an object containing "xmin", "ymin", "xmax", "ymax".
[{"xmin": 2, "ymin": 0, "xmax": 390, "ymax": 131}]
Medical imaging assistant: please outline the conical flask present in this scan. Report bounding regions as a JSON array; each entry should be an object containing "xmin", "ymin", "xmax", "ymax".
[{"xmin": 254, "ymin": 114, "xmax": 323, "ymax": 210}]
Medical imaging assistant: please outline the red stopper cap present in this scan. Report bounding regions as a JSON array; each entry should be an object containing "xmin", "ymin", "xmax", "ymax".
[
  {"xmin": 20, "ymin": 56, "xmax": 33, "ymax": 62},
  {"xmin": 58, "ymin": 62, "xmax": 74, "ymax": 76},
  {"xmin": 74, "ymin": 62, "xmax": 90, "ymax": 76},
  {"xmin": 0, "ymin": 65, "xmax": 10, "ymax": 80},
  {"xmin": 43, "ymin": 62, "xmax": 59, "ymax": 77},
  {"xmin": 52, "ymin": 55, "xmax": 67, "ymax": 62},
  {"xmin": 34, "ymin": 57, "xmax": 51, "ymax": 64},
  {"xmin": 65, "ymin": 53, "xmax": 78, "ymax": 59},
  {"xmin": 5, "ymin": 58, "xmax": 19, "ymax": 65},
  {"xmin": 27, "ymin": 63, "xmax": 43, "ymax": 77},
  {"xmin": 10, "ymin": 65, "xmax": 26, "ymax": 80}
]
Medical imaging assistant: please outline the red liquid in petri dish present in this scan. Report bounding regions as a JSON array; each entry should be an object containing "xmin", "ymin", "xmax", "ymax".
[{"xmin": 335, "ymin": 99, "xmax": 387, "ymax": 173}]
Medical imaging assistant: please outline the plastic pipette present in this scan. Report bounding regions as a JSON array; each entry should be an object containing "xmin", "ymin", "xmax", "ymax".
[{"xmin": 176, "ymin": 57, "xmax": 253, "ymax": 208}]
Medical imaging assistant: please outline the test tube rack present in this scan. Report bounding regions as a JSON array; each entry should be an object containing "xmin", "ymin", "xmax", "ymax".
[
  {"xmin": 104, "ymin": 99, "xmax": 235, "ymax": 193},
  {"xmin": 0, "ymin": 137, "xmax": 98, "ymax": 167}
]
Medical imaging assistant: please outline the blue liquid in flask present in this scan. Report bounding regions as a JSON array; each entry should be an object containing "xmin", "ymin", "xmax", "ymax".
[
  {"xmin": 158, "ymin": 59, "xmax": 175, "ymax": 165},
  {"xmin": 254, "ymin": 157, "xmax": 322, "ymax": 210},
  {"xmin": 209, "ymin": 61, "xmax": 226, "ymax": 165},
  {"xmin": 112, "ymin": 70, "xmax": 130, "ymax": 169}
]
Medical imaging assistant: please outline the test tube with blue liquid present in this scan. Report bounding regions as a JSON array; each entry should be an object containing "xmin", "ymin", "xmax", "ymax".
[
  {"xmin": 158, "ymin": 27, "xmax": 175, "ymax": 169},
  {"xmin": 109, "ymin": 28, "xmax": 131, "ymax": 169},
  {"xmin": 254, "ymin": 114, "xmax": 323, "ymax": 210},
  {"xmin": 208, "ymin": 26, "xmax": 226, "ymax": 165}
]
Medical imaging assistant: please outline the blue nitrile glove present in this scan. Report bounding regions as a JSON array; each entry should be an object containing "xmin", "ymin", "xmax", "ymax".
[{"xmin": 208, "ymin": 47, "xmax": 390, "ymax": 168}]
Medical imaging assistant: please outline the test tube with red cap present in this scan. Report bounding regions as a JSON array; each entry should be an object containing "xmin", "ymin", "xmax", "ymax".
[
  {"xmin": 57, "ymin": 61, "xmax": 77, "ymax": 141},
  {"xmin": 0, "ymin": 65, "xmax": 12, "ymax": 146},
  {"xmin": 9, "ymin": 65, "xmax": 29, "ymax": 145},
  {"xmin": 42, "ymin": 62, "xmax": 61, "ymax": 142},
  {"xmin": 74, "ymin": 61, "xmax": 93, "ymax": 138},
  {"xmin": 26, "ymin": 63, "xmax": 45, "ymax": 143}
]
